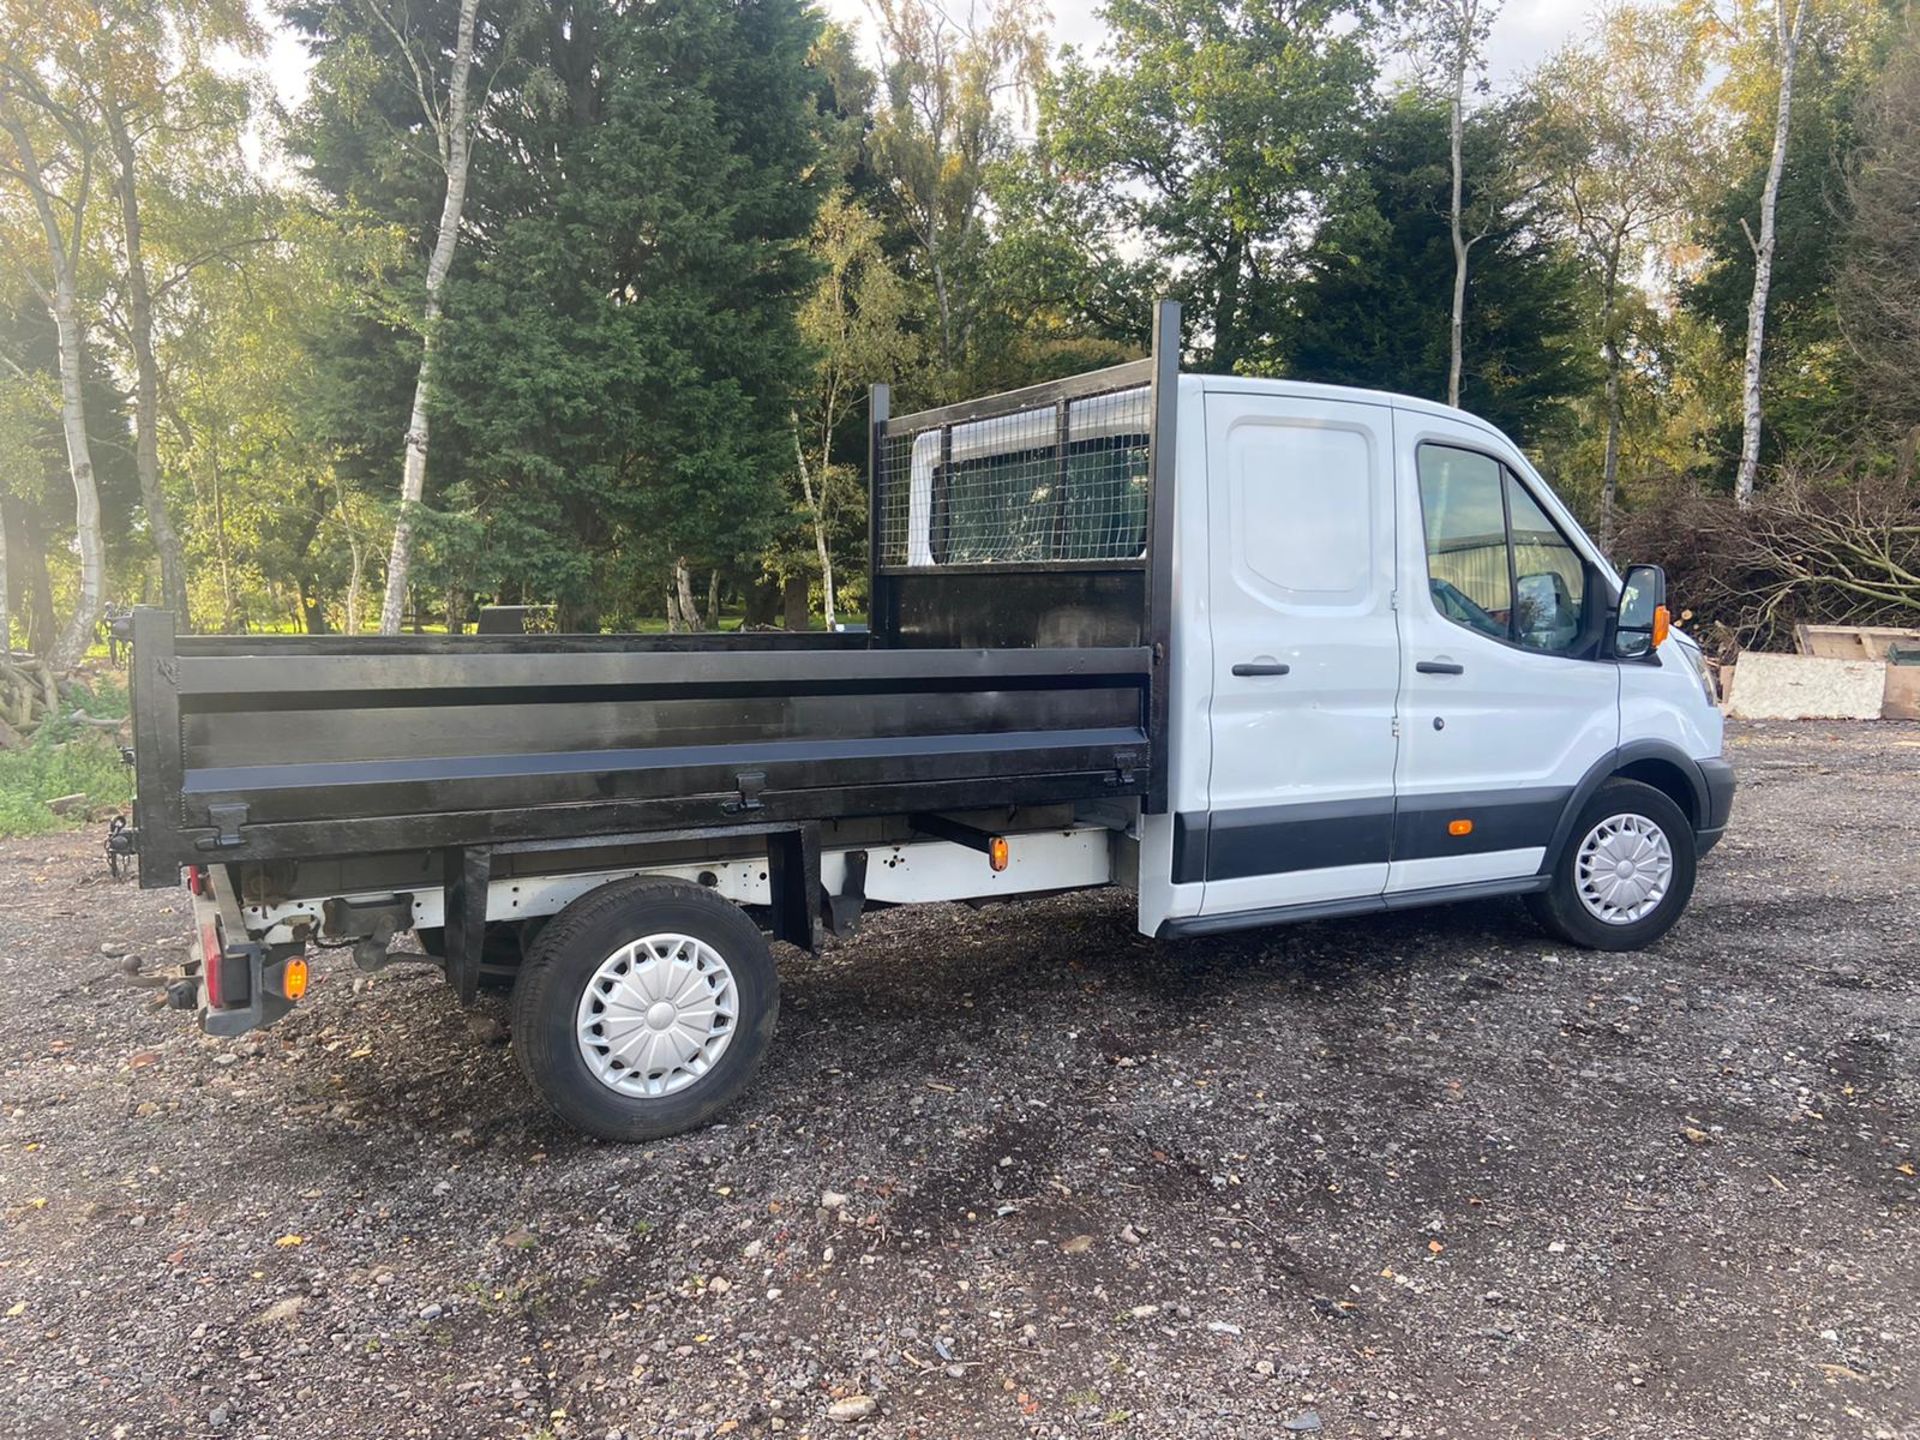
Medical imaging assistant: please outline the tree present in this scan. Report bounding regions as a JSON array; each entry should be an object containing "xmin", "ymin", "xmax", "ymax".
[
  {"xmin": 374, "ymin": 0, "xmax": 485, "ymax": 634},
  {"xmin": 794, "ymin": 190, "xmax": 916, "ymax": 625},
  {"xmin": 1285, "ymin": 93, "xmax": 1593, "ymax": 445},
  {"xmin": 1682, "ymin": 0, "xmax": 1876, "ymax": 479},
  {"xmin": 1836, "ymin": 6, "xmax": 1920, "ymax": 467},
  {"xmin": 1731, "ymin": 0, "xmax": 1811, "ymax": 506},
  {"xmin": 867, "ymin": 0, "xmax": 1047, "ymax": 384},
  {"xmin": 1530, "ymin": 4, "xmax": 1711, "ymax": 548},
  {"xmin": 0, "ymin": 58, "xmax": 107, "ymax": 667},
  {"xmin": 1047, "ymin": 0, "xmax": 1376, "ymax": 373},
  {"xmin": 292, "ymin": 0, "xmax": 825, "ymax": 631},
  {"xmin": 425, "ymin": 0, "xmax": 825, "ymax": 626},
  {"xmin": 87, "ymin": 0, "xmax": 261, "ymax": 629},
  {"xmin": 1396, "ymin": 0, "xmax": 1502, "ymax": 408}
]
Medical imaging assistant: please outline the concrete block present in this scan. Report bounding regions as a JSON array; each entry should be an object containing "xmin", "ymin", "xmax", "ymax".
[{"xmin": 1724, "ymin": 652, "xmax": 1887, "ymax": 721}]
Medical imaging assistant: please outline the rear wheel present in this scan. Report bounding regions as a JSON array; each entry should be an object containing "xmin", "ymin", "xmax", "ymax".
[
  {"xmin": 511, "ymin": 876, "xmax": 778, "ymax": 1141},
  {"xmin": 1526, "ymin": 778, "xmax": 1696, "ymax": 951}
]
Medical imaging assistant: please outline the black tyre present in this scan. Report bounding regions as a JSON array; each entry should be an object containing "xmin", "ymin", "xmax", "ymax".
[
  {"xmin": 511, "ymin": 876, "xmax": 778, "ymax": 1141},
  {"xmin": 1526, "ymin": 777, "xmax": 1697, "ymax": 951}
]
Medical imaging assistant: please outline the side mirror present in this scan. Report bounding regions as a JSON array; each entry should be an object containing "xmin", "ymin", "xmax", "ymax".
[{"xmin": 1613, "ymin": 563, "xmax": 1669, "ymax": 660}]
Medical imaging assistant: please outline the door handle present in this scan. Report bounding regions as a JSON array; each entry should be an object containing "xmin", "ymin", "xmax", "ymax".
[
  {"xmin": 1416, "ymin": 660, "xmax": 1465, "ymax": 675},
  {"xmin": 1232, "ymin": 662, "xmax": 1291, "ymax": 677}
]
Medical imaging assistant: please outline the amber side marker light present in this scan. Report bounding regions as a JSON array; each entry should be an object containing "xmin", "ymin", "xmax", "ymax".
[
  {"xmin": 282, "ymin": 956, "xmax": 310, "ymax": 1001},
  {"xmin": 1652, "ymin": 604, "xmax": 1671, "ymax": 649},
  {"xmin": 988, "ymin": 836, "xmax": 1010, "ymax": 873},
  {"xmin": 1448, "ymin": 819, "xmax": 1474, "ymax": 837}
]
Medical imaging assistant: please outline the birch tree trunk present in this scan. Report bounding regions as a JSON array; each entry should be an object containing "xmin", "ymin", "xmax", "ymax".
[
  {"xmin": 1733, "ymin": 0, "xmax": 1809, "ymax": 509},
  {"xmin": 378, "ymin": 0, "xmax": 482, "ymax": 633},
  {"xmin": 1447, "ymin": 48, "xmax": 1469, "ymax": 409},
  {"xmin": 793, "ymin": 420, "xmax": 835, "ymax": 628},
  {"xmin": 336, "ymin": 477, "xmax": 364, "ymax": 634},
  {"xmin": 46, "ymin": 277, "xmax": 104, "ymax": 667},
  {"xmin": 211, "ymin": 432, "xmax": 237, "ymax": 630},
  {"xmin": 1599, "ymin": 241, "xmax": 1624, "ymax": 553},
  {"xmin": 0, "ymin": 106, "xmax": 106, "ymax": 669},
  {"xmin": 104, "ymin": 102, "xmax": 191, "ymax": 627},
  {"xmin": 673, "ymin": 556, "xmax": 702, "ymax": 630},
  {"xmin": 0, "ymin": 504, "xmax": 9, "ymax": 653}
]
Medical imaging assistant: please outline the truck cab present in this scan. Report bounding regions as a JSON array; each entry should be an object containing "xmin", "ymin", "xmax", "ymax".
[{"xmin": 1128, "ymin": 374, "xmax": 1731, "ymax": 944}]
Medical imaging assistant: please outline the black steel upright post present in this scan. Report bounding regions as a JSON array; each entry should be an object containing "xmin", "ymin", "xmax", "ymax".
[
  {"xmin": 128, "ymin": 607, "xmax": 184, "ymax": 887},
  {"xmin": 442, "ymin": 844, "xmax": 493, "ymax": 1006},
  {"xmin": 1050, "ymin": 398, "xmax": 1072, "ymax": 560},
  {"xmin": 867, "ymin": 383, "xmax": 890, "ymax": 646},
  {"xmin": 1143, "ymin": 299, "xmax": 1181, "ymax": 815}
]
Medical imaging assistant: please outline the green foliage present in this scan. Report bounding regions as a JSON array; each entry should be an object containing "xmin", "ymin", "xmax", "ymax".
[
  {"xmin": 0, "ymin": 675, "xmax": 131, "ymax": 838},
  {"xmin": 781, "ymin": 190, "xmax": 918, "ymax": 603},
  {"xmin": 1681, "ymin": 0, "xmax": 1886, "ymax": 476},
  {"xmin": 292, "ymin": 0, "xmax": 825, "ymax": 624},
  {"xmin": 867, "ymin": 0, "xmax": 1049, "ymax": 387},
  {"xmin": 2, "ymin": 0, "xmax": 1916, "ymax": 643},
  {"xmin": 1834, "ymin": 4, "xmax": 1920, "ymax": 442},
  {"xmin": 1280, "ymin": 93, "xmax": 1595, "ymax": 446},
  {"xmin": 1045, "ymin": 0, "xmax": 1378, "ymax": 371}
]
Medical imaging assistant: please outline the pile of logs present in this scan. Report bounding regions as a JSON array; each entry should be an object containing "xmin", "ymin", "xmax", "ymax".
[
  {"xmin": 0, "ymin": 653, "xmax": 60, "ymax": 748},
  {"xmin": 0, "ymin": 652, "xmax": 74, "ymax": 750}
]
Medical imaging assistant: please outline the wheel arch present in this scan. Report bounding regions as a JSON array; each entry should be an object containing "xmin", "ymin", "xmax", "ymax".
[
  {"xmin": 1538, "ymin": 742, "xmax": 1708, "ymax": 873},
  {"xmin": 1612, "ymin": 756, "xmax": 1701, "ymax": 828}
]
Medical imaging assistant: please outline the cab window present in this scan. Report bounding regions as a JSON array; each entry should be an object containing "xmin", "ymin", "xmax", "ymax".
[
  {"xmin": 1504, "ymin": 473, "xmax": 1584, "ymax": 652},
  {"xmin": 1417, "ymin": 443, "xmax": 1587, "ymax": 655}
]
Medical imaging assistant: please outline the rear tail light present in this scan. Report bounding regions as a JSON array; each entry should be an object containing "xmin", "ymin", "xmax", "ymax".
[{"xmin": 186, "ymin": 865, "xmax": 207, "ymax": 897}]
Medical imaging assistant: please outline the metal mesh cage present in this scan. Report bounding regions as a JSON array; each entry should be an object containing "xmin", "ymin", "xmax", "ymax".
[{"xmin": 876, "ymin": 380, "xmax": 1153, "ymax": 569}]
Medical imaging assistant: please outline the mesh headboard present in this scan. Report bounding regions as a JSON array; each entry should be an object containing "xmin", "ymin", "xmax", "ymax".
[{"xmin": 873, "ymin": 365, "xmax": 1155, "ymax": 573}]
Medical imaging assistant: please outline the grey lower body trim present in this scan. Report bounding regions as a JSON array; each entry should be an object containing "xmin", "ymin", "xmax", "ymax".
[
  {"xmin": 1156, "ymin": 875, "xmax": 1550, "ymax": 940},
  {"xmin": 1173, "ymin": 787, "xmax": 1569, "ymax": 885}
]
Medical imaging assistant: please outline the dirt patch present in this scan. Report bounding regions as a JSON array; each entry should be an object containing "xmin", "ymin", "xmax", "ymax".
[{"xmin": 0, "ymin": 720, "xmax": 1915, "ymax": 1439}]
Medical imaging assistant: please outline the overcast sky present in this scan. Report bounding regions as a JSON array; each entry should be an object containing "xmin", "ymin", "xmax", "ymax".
[
  {"xmin": 260, "ymin": 0, "xmax": 1601, "ymax": 112},
  {"xmin": 816, "ymin": 0, "xmax": 1596, "ymax": 88}
]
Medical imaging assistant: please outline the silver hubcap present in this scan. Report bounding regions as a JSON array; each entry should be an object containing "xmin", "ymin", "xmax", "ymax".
[
  {"xmin": 1574, "ymin": 813, "xmax": 1674, "ymax": 925},
  {"xmin": 576, "ymin": 933, "xmax": 739, "ymax": 1098}
]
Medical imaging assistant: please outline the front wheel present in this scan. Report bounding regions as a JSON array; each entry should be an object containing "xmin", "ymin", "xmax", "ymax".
[
  {"xmin": 511, "ymin": 876, "xmax": 778, "ymax": 1141},
  {"xmin": 1526, "ymin": 778, "xmax": 1697, "ymax": 951}
]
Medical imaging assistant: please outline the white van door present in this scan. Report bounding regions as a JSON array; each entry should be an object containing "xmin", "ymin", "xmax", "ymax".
[
  {"xmin": 1194, "ymin": 387, "xmax": 1401, "ymax": 917},
  {"xmin": 1387, "ymin": 413, "xmax": 1619, "ymax": 893}
]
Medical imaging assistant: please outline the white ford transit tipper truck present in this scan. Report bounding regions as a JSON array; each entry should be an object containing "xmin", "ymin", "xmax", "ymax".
[{"xmin": 116, "ymin": 302, "xmax": 1733, "ymax": 1141}]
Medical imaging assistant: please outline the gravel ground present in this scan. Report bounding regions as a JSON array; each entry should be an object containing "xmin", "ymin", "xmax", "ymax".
[{"xmin": 0, "ymin": 719, "xmax": 1915, "ymax": 1440}]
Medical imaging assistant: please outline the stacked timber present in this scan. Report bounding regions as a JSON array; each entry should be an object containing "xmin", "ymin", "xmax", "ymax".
[{"xmin": 0, "ymin": 652, "xmax": 63, "ymax": 749}]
